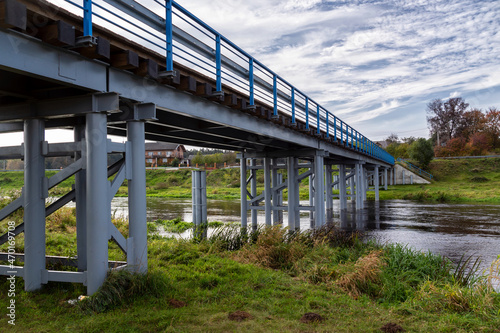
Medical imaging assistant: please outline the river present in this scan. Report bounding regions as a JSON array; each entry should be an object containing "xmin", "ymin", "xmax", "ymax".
[{"xmin": 108, "ymin": 197, "xmax": 500, "ymax": 278}]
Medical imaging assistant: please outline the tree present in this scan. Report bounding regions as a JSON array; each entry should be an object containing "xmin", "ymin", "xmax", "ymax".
[
  {"xmin": 435, "ymin": 137, "xmax": 467, "ymax": 157},
  {"xmin": 427, "ymin": 97, "xmax": 469, "ymax": 145},
  {"xmin": 466, "ymin": 133, "xmax": 492, "ymax": 156},
  {"xmin": 192, "ymin": 152, "xmax": 204, "ymax": 166},
  {"xmin": 386, "ymin": 133, "xmax": 399, "ymax": 145},
  {"xmin": 485, "ymin": 107, "xmax": 500, "ymax": 148},
  {"xmin": 394, "ymin": 143, "xmax": 410, "ymax": 159},
  {"xmin": 408, "ymin": 138, "xmax": 434, "ymax": 168},
  {"xmin": 456, "ymin": 109, "xmax": 486, "ymax": 142}
]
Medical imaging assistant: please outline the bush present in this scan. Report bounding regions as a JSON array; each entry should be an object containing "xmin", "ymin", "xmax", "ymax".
[{"xmin": 409, "ymin": 138, "xmax": 434, "ymax": 168}]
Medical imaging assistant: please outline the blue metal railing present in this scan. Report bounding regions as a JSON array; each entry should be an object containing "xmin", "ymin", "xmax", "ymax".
[
  {"xmin": 61, "ymin": 0, "xmax": 395, "ymax": 165},
  {"xmin": 396, "ymin": 158, "xmax": 433, "ymax": 179}
]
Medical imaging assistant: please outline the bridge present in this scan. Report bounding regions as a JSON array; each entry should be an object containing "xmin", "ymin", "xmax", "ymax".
[{"xmin": 0, "ymin": 0, "xmax": 394, "ymax": 295}]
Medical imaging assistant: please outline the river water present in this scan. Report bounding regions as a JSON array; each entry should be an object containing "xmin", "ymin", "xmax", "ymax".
[{"xmin": 108, "ymin": 197, "xmax": 500, "ymax": 277}]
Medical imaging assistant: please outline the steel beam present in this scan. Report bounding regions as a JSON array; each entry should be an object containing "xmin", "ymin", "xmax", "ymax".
[
  {"xmin": 272, "ymin": 158, "xmax": 279, "ymax": 225},
  {"xmin": 74, "ymin": 125, "xmax": 87, "ymax": 271},
  {"xmin": 23, "ymin": 118, "xmax": 46, "ymax": 291},
  {"xmin": 374, "ymin": 165, "xmax": 380, "ymax": 201},
  {"xmin": 325, "ymin": 164, "xmax": 333, "ymax": 221},
  {"xmin": 240, "ymin": 155, "xmax": 247, "ymax": 228},
  {"xmin": 339, "ymin": 164, "xmax": 347, "ymax": 210},
  {"xmin": 250, "ymin": 159, "xmax": 257, "ymax": 230},
  {"xmin": 287, "ymin": 156, "xmax": 299, "ymax": 230},
  {"xmin": 263, "ymin": 158, "xmax": 272, "ymax": 226},
  {"xmin": 0, "ymin": 30, "xmax": 107, "ymax": 91},
  {"xmin": 86, "ymin": 112, "xmax": 110, "ymax": 295},
  {"xmin": 314, "ymin": 153, "xmax": 325, "ymax": 227},
  {"xmin": 127, "ymin": 117, "xmax": 149, "ymax": 272},
  {"xmin": 0, "ymin": 93, "xmax": 119, "ymax": 122},
  {"xmin": 384, "ymin": 168, "xmax": 388, "ymax": 191},
  {"xmin": 309, "ymin": 174, "xmax": 314, "ymax": 229}
]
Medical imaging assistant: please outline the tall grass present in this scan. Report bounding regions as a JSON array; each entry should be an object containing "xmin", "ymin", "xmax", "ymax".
[{"xmin": 79, "ymin": 269, "xmax": 169, "ymax": 313}]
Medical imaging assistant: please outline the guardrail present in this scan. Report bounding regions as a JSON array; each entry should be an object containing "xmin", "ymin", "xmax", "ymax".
[
  {"xmin": 396, "ymin": 158, "xmax": 433, "ymax": 180},
  {"xmin": 60, "ymin": 0, "xmax": 395, "ymax": 165}
]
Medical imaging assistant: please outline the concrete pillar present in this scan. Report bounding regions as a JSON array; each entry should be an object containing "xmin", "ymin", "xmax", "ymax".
[
  {"xmin": 314, "ymin": 152, "xmax": 325, "ymax": 228},
  {"xmin": 240, "ymin": 156, "xmax": 247, "ymax": 228},
  {"xmin": 325, "ymin": 164, "xmax": 333, "ymax": 222},
  {"xmin": 250, "ymin": 159, "xmax": 257, "ymax": 230},
  {"xmin": 374, "ymin": 165, "xmax": 380, "ymax": 201},
  {"xmin": 264, "ymin": 157, "xmax": 272, "ymax": 226},
  {"xmin": 86, "ymin": 112, "xmax": 110, "ymax": 295},
  {"xmin": 23, "ymin": 119, "xmax": 46, "ymax": 291},
  {"xmin": 127, "ymin": 120, "xmax": 148, "ymax": 273},
  {"xmin": 410, "ymin": 174, "xmax": 413, "ymax": 185},
  {"xmin": 272, "ymin": 158, "xmax": 279, "ymax": 225},
  {"xmin": 402, "ymin": 170, "xmax": 405, "ymax": 185},
  {"xmin": 384, "ymin": 168, "xmax": 388, "ymax": 190},
  {"xmin": 287, "ymin": 156, "xmax": 299, "ymax": 231},
  {"xmin": 339, "ymin": 164, "xmax": 347, "ymax": 210},
  {"xmin": 74, "ymin": 124, "xmax": 87, "ymax": 272}
]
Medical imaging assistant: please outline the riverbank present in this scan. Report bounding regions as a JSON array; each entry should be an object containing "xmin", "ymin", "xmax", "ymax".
[
  {"xmin": 1, "ymin": 222, "xmax": 499, "ymax": 332},
  {"xmin": 380, "ymin": 157, "xmax": 500, "ymax": 203},
  {"xmin": 1, "ymin": 157, "xmax": 499, "ymax": 203}
]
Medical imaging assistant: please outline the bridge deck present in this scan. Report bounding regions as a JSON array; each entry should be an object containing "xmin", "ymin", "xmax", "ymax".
[{"xmin": 0, "ymin": 0, "xmax": 393, "ymax": 166}]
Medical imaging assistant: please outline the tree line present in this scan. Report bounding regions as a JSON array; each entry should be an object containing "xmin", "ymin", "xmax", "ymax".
[
  {"xmin": 427, "ymin": 97, "xmax": 499, "ymax": 156},
  {"xmin": 384, "ymin": 97, "xmax": 499, "ymax": 169}
]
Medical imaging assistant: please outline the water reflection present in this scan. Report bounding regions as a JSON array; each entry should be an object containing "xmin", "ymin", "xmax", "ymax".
[{"xmin": 101, "ymin": 197, "xmax": 500, "ymax": 282}]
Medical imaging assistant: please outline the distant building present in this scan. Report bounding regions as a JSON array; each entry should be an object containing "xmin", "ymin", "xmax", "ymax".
[
  {"xmin": 375, "ymin": 140, "xmax": 390, "ymax": 149},
  {"xmin": 144, "ymin": 142, "xmax": 186, "ymax": 166}
]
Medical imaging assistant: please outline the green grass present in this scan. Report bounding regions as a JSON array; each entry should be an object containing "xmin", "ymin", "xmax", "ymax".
[
  {"xmin": 375, "ymin": 157, "xmax": 500, "ymax": 203},
  {"xmin": 3, "ymin": 157, "xmax": 500, "ymax": 203},
  {"xmin": 0, "ymin": 224, "xmax": 499, "ymax": 332}
]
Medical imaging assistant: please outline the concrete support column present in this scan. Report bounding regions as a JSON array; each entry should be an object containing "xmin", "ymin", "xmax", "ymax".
[
  {"xmin": 314, "ymin": 152, "xmax": 325, "ymax": 228},
  {"xmin": 250, "ymin": 159, "xmax": 257, "ymax": 230},
  {"xmin": 339, "ymin": 164, "xmax": 347, "ymax": 210},
  {"xmin": 127, "ymin": 120, "xmax": 148, "ymax": 273},
  {"xmin": 264, "ymin": 157, "xmax": 272, "ymax": 226},
  {"xmin": 325, "ymin": 165, "xmax": 333, "ymax": 222},
  {"xmin": 240, "ymin": 156, "xmax": 247, "ymax": 228},
  {"xmin": 23, "ymin": 119, "xmax": 46, "ymax": 291},
  {"xmin": 374, "ymin": 165, "xmax": 380, "ymax": 201},
  {"xmin": 272, "ymin": 158, "xmax": 279, "ymax": 225},
  {"xmin": 287, "ymin": 156, "xmax": 299, "ymax": 231},
  {"xmin": 402, "ymin": 170, "xmax": 405, "ymax": 185},
  {"xmin": 384, "ymin": 168, "xmax": 388, "ymax": 191},
  {"xmin": 86, "ymin": 112, "xmax": 110, "ymax": 295},
  {"xmin": 349, "ymin": 171, "xmax": 355, "ymax": 202},
  {"xmin": 74, "ymin": 124, "xmax": 87, "ymax": 272}
]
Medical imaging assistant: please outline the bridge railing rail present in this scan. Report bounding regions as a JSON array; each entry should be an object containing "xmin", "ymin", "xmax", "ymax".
[
  {"xmin": 59, "ymin": 0, "xmax": 394, "ymax": 165},
  {"xmin": 396, "ymin": 158, "xmax": 433, "ymax": 180}
]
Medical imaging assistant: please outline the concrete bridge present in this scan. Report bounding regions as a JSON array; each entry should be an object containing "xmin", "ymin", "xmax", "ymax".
[{"xmin": 0, "ymin": 0, "xmax": 394, "ymax": 294}]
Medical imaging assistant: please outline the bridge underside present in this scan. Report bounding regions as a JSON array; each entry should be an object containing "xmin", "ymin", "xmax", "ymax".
[{"xmin": 0, "ymin": 2, "xmax": 393, "ymax": 296}]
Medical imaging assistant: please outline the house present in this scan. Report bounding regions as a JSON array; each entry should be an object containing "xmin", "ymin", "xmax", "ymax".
[{"xmin": 145, "ymin": 142, "xmax": 186, "ymax": 166}]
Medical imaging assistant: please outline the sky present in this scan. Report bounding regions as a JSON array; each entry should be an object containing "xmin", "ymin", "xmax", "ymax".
[
  {"xmin": 181, "ymin": 0, "xmax": 500, "ymax": 141},
  {"xmin": 1, "ymin": 0, "xmax": 499, "ymax": 146}
]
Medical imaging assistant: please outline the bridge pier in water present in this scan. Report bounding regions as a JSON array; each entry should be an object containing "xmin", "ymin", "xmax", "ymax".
[{"xmin": 239, "ymin": 151, "xmax": 376, "ymax": 231}]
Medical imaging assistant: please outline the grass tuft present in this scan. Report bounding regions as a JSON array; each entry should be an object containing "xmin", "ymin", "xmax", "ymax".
[{"xmin": 78, "ymin": 269, "xmax": 168, "ymax": 313}]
